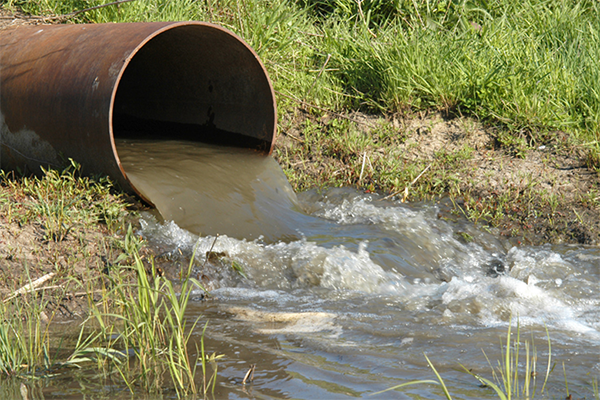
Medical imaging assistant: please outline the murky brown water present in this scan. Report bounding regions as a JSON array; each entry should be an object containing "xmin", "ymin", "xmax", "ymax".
[
  {"xmin": 45, "ymin": 139, "xmax": 600, "ymax": 399},
  {"xmin": 116, "ymin": 139, "xmax": 316, "ymax": 242}
]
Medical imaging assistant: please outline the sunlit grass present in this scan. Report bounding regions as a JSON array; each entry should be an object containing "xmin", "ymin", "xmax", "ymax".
[
  {"xmin": 7, "ymin": 0, "xmax": 600, "ymax": 164},
  {"xmin": 0, "ymin": 162, "xmax": 216, "ymax": 396},
  {"xmin": 89, "ymin": 231, "xmax": 215, "ymax": 397},
  {"xmin": 0, "ymin": 222, "xmax": 216, "ymax": 397},
  {"xmin": 0, "ymin": 159, "xmax": 128, "ymax": 240}
]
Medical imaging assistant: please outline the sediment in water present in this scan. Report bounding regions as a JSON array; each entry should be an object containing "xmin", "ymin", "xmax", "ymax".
[{"xmin": 116, "ymin": 138, "xmax": 316, "ymax": 242}]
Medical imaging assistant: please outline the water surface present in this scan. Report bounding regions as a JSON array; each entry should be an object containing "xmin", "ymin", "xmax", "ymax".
[
  {"xmin": 111, "ymin": 139, "xmax": 600, "ymax": 399},
  {"xmin": 117, "ymin": 138, "xmax": 316, "ymax": 242}
]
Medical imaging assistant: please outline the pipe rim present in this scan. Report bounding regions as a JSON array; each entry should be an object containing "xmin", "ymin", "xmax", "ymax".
[{"xmin": 107, "ymin": 21, "xmax": 277, "ymax": 205}]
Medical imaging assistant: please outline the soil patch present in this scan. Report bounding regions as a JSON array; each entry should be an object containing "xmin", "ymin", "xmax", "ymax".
[
  {"xmin": 274, "ymin": 110, "xmax": 600, "ymax": 246},
  {"xmin": 0, "ymin": 6, "xmax": 49, "ymax": 28}
]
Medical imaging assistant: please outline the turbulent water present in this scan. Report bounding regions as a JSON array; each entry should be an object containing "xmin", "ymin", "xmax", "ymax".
[{"xmin": 116, "ymin": 139, "xmax": 600, "ymax": 399}]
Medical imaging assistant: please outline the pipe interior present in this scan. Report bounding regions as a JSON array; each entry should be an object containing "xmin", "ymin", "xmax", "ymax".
[{"xmin": 112, "ymin": 25, "xmax": 274, "ymax": 152}]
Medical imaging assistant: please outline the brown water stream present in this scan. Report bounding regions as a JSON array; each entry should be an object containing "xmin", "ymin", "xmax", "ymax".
[
  {"xmin": 43, "ymin": 139, "xmax": 600, "ymax": 399},
  {"xmin": 116, "ymin": 139, "xmax": 313, "ymax": 242}
]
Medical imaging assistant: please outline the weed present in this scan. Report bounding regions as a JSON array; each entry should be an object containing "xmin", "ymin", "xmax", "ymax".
[
  {"xmin": 379, "ymin": 319, "xmax": 575, "ymax": 399},
  {"xmin": 0, "ymin": 160, "xmax": 129, "ymax": 241},
  {"xmin": 89, "ymin": 244, "xmax": 213, "ymax": 397},
  {"xmin": 0, "ymin": 244, "xmax": 216, "ymax": 396},
  {"xmin": 0, "ymin": 277, "xmax": 108, "ymax": 378},
  {"xmin": 0, "ymin": 319, "xmax": 26, "ymax": 376}
]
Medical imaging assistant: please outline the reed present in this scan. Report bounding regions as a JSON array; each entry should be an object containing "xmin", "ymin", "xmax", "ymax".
[
  {"xmin": 0, "ymin": 161, "xmax": 215, "ymax": 396},
  {"xmin": 89, "ymin": 237, "xmax": 214, "ymax": 397},
  {"xmin": 0, "ymin": 159, "xmax": 133, "ymax": 380},
  {"xmin": 0, "ymin": 242, "xmax": 216, "ymax": 397},
  {"xmin": 461, "ymin": 321, "xmax": 554, "ymax": 399},
  {"xmin": 0, "ymin": 270, "xmax": 111, "ymax": 377}
]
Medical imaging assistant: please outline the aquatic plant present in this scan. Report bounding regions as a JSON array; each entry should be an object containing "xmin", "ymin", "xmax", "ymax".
[
  {"xmin": 0, "ymin": 271, "xmax": 115, "ymax": 378},
  {"xmin": 376, "ymin": 320, "xmax": 571, "ymax": 399},
  {"xmin": 460, "ymin": 321, "xmax": 554, "ymax": 399},
  {"xmin": 90, "ymin": 242, "xmax": 214, "ymax": 397},
  {"xmin": 0, "ymin": 222, "xmax": 217, "ymax": 398}
]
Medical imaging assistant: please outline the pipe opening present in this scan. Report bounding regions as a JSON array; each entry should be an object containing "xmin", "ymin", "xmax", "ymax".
[{"xmin": 111, "ymin": 24, "xmax": 275, "ymax": 153}]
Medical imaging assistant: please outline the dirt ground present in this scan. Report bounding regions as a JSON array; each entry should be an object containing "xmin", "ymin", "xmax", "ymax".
[
  {"xmin": 275, "ymin": 110, "xmax": 600, "ymax": 246},
  {"xmin": 400, "ymin": 114, "xmax": 600, "ymax": 245},
  {"xmin": 0, "ymin": 6, "xmax": 47, "ymax": 27}
]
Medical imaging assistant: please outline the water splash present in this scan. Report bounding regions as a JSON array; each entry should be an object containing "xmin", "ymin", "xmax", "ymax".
[{"xmin": 125, "ymin": 140, "xmax": 600, "ymax": 398}]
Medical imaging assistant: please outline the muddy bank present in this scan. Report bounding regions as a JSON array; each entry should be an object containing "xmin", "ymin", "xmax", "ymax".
[{"xmin": 274, "ymin": 110, "xmax": 600, "ymax": 246}]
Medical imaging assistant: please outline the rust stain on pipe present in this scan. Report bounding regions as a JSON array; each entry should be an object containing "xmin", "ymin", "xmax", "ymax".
[{"xmin": 0, "ymin": 21, "xmax": 277, "ymax": 204}]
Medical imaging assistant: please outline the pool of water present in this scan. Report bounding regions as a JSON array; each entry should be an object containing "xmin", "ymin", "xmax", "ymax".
[{"xmin": 134, "ymin": 188, "xmax": 600, "ymax": 399}]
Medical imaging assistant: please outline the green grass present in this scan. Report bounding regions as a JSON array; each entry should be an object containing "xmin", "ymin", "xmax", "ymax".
[
  {"xmin": 0, "ymin": 161, "xmax": 217, "ymax": 396},
  {"xmin": 89, "ymin": 242, "xmax": 212, "ymax": 397},
  {"xmin": 0, "ymin": 221, "xmax": 215, "ymax": 397},
  {"xmin": 0, "ymin": 269, "xmax": 117, "ymax": 378},
  {"xmin": 88, "ymin": 225, "xmax": 216, "ymax": 397},
  {"xmin": 6, "ymin": 0, "xmax": 600, "ymax": 166},
  {"xmin": 0, "ymin": 159, "xmax": 128, "ymax": 239},
  {"xmin": 0, "ymin": 161, "xmax": 136, "ymax": 380}
]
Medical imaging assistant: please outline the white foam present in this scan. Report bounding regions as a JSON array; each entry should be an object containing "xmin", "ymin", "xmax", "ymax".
[
  {"xmin": 138, "ymin": 193, "xmax": 600, "ymax": 340},
  {"xmin": 439, "ymin": 272, "xmax": 599, "ymax": 337}
]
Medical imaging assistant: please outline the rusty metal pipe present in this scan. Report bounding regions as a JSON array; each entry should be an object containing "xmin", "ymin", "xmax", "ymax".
[{"xmin": 0, "ymin": 21, "xmax": 276, "ymax": 204}]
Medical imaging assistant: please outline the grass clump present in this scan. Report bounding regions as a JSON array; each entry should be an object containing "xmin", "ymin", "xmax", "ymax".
[
  {"xmin": 0, "ymin": 161, "xmax": 218, "ymax": 397},
  {"xmin": 0, "ymin": 159, "xmax": 128, "ymax": 240},
  {"xmin": 0, "ymin": 159, "xmax": 138, "ymax": 290},
  {"xmin": 0, "ymin": 160, "xmax": 135, "ymax": 381},
  {"xmin": 461, "ymin": 322, "xmax": 553, "ymax": 400},
  {"xmin": 0, "ymin": 269, "xmax": 121, "ymax": 379},
  {"xmin": 90, "ymin": 243, "xmax": 214, "ymax": 397},
  {"xmin": 0, "ymin": 221, "xmax": 217, "ymax": 397},
  {"xmin": 276, "ymin": 115, "xmax": 470, "ymax": 198}
]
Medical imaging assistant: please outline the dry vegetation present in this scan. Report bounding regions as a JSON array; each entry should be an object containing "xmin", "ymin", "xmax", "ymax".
[{"xmin": 275, "ymin": 110, "xmax": 600, "ymax": 245}]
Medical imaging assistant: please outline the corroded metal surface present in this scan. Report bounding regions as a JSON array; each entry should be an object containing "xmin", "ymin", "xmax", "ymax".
[{"xmin": 0, "ymin": 21, "xmax": 276, "ymax": 201}]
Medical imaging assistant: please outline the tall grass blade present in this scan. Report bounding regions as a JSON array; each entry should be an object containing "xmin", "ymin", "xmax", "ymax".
[
  {"xmin": 371, "ymin": 379, "xmax": 440, "ymax": 396},
  {"xmin": 459, "ymin": 364, "xmax": 508, "ymax": 400},
  {"xmin": 424, "ymin": 354, "xmax": 453, "ymax": 400},
  {"xmin": 541, "ymin": 323, "xmax": 553, "ymax": 394}
]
